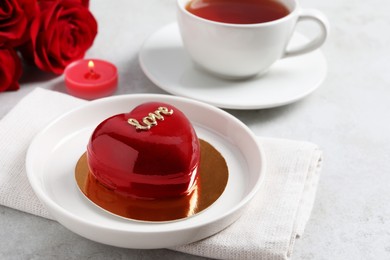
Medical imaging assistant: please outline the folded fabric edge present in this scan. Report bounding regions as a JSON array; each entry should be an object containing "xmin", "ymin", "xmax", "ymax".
[{"xmin": 287, "ymin": 148, "xmax": 323, "ymax": 258}]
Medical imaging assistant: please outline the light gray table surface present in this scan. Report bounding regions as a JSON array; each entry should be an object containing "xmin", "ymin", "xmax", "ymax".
[{"xmin": 1, "ymin": 0, "xmax": 389, "ymax": 259}]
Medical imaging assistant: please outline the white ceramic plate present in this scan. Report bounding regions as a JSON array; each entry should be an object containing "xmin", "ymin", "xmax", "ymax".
[
  {"xmin": 26, "ymin": 94, "xmax": 265, "ymax": 249},
  {"xmin": 139, "ymin": 23, "xmax": 327, "ymax": 110}
]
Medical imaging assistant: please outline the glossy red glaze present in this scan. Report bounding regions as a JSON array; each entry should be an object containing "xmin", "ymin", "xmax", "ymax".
[{"xmin": 87, "ymin": 102, "xmax": 201, "ymax": 199}]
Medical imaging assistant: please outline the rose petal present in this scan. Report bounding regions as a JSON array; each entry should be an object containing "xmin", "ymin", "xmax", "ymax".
[{"xmin": 0, "ymin": 48, "xmax": 22, "ymax": 92}]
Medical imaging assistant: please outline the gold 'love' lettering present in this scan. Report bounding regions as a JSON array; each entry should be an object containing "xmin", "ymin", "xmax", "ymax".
[{"xmin": 127, "ymin": 107, "xmax": 174, "ymax": 130}]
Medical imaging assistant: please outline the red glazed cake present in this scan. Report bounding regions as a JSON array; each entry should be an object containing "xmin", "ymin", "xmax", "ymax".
[{"xmin": 86, "ymin": 102, "xmax": 201, "ymax": 200}]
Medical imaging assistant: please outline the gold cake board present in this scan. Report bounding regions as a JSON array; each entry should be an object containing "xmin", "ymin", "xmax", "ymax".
[{"xmin": 75, "ymin": 139, "xmax": 228, "ymax": 222}]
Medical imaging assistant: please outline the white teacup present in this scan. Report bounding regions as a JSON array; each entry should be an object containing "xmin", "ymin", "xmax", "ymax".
[{"xmin": 177, "ymin": 0, "xmax": 329, "ymax": 79}]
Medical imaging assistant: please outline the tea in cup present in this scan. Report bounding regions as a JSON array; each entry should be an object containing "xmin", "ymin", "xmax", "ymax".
[{"xmin": 177, "ymin": 0, "xmax": 329, "ymax": 79}]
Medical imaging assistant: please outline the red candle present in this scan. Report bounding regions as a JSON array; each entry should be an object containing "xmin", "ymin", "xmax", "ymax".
[{"xmin": 65, "ymin": 59, "xmax": 118, "ymax": 100}]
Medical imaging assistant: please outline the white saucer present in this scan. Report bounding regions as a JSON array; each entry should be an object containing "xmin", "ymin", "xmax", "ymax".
[
  {"xmin": 26, "ymin": 94, "xmax": 265, "ymax": 249},
  {"xmin": 139, "ymin": 23, "xmax": 327, "ymax": 110}
]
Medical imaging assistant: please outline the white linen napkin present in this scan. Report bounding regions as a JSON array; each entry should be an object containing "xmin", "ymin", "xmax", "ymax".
[{"xmin": 0, "ymin": 88, "xmax": 322, "ymax": 260}]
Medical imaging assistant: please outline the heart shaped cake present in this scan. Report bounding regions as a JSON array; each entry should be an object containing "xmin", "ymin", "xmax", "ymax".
[{"xmin": 86, "ymin": 102, "xmax": 201, "ymax": 200}]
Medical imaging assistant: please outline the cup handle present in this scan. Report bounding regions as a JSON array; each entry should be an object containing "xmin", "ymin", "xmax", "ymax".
[{"xmin": 284, "ymin": 9, "xmax": 329, "ymax": 58}]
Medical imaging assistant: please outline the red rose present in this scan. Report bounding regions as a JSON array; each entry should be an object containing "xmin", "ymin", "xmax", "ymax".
[
  {"xmin": 0, "ymin": 48, "xmax": 22, "ymax": 92},
  {"xmin": 0, "ymin": 0, "xmax": 34, "ymax": 47},
  {"xmin": 27, "ymin": 0, "xmax": 97, "ymax": 74},
  {"xmin": 14, "ymin": 0, "xmax": 39, "ymax": 46},
  {"xmin": 39, "ymin": 0, "xmax": 89, "ymax": 8}
]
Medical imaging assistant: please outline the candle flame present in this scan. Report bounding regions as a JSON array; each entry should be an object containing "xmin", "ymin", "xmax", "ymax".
[{"xmin": 88, "ymin": 60, "xmax": 95, "ymax": 74}]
